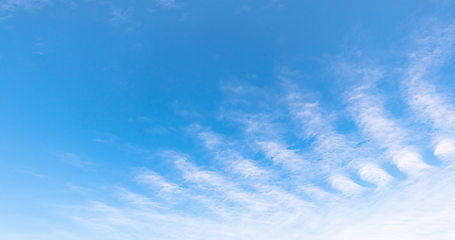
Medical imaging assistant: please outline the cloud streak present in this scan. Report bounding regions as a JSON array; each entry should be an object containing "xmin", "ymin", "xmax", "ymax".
[{"xmin": 51, "ymin": 23, "xmax": 455, "ymax": 240}]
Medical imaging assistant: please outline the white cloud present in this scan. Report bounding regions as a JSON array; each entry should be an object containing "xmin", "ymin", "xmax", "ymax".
[
  {"xmin": 256, "ymin": 140, "xmax": 308, "ymax": 172},
  {"xmin": 68, "ymin": 162, "xmax": 455, "ymax": 239},
  {"xmin": 330, "ymin": 166, "xmax": 455, "ymax": 240},
  {"xmin": 358, "ymin": 163, "xmax": 392, "ymax": 187},
  {"xmin": 390, "ymin": 146, "xmax": 431, "ymax": 175},
  {"xmin": 155, "ymin": 0, "xmax": 182, "ymax": 9},
  {"xmin": 109, "ymin": 6, "xmax": 133, "ymax": 25},
  {"xmin": 136, "ymin": 170, "xmax": 181, "ymax": 194},
  {"xmin": 434, "ymin": 138, "xmax": 455, "ymax": 159},
  {"xmin": 300, "ymin": 184, "xmax": 339, "ymax": 201},
  {"xmin": 343, "ymin": 69, "xmax": 431, "ymax": 176},
  {"xmin": 41, "ymin": 22, "xmax": 455, "ymax": 240},
  {"xmin": 329, "ymin": 174, "xmax": 364, "ymax": 196},
  {"xmin": 188, "ymin": 125, "xmax": 225, "ymax": 151},
  {"xmin": 229, "ymin": 158, "xmax": 269, "ymax": 179},
  {"xmin": 402, "ymin": 25, "xmax": 455, "ymax": 163},
  {"xmin": 55, "ymin": 152, "xmax": 93, "ymax": 168},
  {"xmin": 0, "ymin": 0, "xmax": 48, "ymax": 12},
  {"xmin": 283, "ymin": 82, "xmax": 393, "ymax": 194},
  {"xmin": 117, "ymin": 189, "xmax": 159, "ymax": 208}
]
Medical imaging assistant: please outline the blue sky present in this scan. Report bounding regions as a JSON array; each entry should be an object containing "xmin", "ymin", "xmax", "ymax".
[{"xmin": 2, "ymin": 0, "xmax": 455, "ymax": 239}]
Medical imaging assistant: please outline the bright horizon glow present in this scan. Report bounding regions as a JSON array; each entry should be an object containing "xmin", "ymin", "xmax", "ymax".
[{"xmin": 1, "ymin": 1, "xmax": 455, "ymax": 240}]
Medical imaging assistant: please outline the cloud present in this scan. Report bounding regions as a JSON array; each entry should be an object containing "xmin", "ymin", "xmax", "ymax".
[
  {"xmin": 434, "ymin": 138, "xmax": 455, "ymax": 159},
  {"xmin": 401, "ymin": 24, "xmax": 455, "ymax": 163},
  {"xmin": 330, "ymin": 167, "xmax": 455, "ymax": 240},
  {"xmin": 109, "ymin": 6, "xmax": 133, "ymax": 25},
  {"xmin": 155, "ymin": 0, "xmax": 182, "ymax": 9},
  {"xmin": 329, "ymin": 174, "xmax": 364, "ymax": 196},
  {"xmin": 117, "ymin": 189, "xmax": 159, "ymax": 208},
  {"xmin": 68, "ymin": 166, "xmax": 455, "ymax": 240},
  {"xmin": 282, "ymin": 79, "xmax": 392, "ymax": 195},
  {"xmin": 284, "ymin": 89, "xmax": 358, "ymax": 172},
  {"xmin": 228, "ymin": 158, "xmax": 269, "ymax": 179},
  {"xmin": 390, "ymin": 146, "xmax": 431, "ymax": 175},
  {"xmin": 341, "ymin": 67, "xmax": 431, "ymax": 176},
  {"xmin": 256, "ymin": 140, "xmax": 308, "ymax": 172},
  {"xmin": 56, "ymin": 152, "xmax": 93, "ymax": 168},
  {"xmin": 0, "ymin": 0, "xmax": 48, "ymax": 20},
  {"xmin": 358, "ymin": 163, "xmax": 392, "ymax": 187},
  {"xmin": 0, "ymin": 0, "xmax": 48, "ymax": 12},
  {"xmin": 48, "ymin": 23, "xmax": 455, "ymax": 240},
  {"xmin": 136, "ymin": 170, "xmax": 182, "ymax": 194}
]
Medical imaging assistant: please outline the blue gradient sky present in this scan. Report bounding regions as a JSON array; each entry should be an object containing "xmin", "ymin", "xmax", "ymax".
[{"xmin": 2, "ymin": 1, "xmax": 455, "ymax": 239}]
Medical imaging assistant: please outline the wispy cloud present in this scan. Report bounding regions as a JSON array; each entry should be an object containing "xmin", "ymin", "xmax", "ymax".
[
  {"xmin": 329, "ymin": 174, "xmax": 364, "ymax": 196},
  {"xmin": 136, "ymin": 169, "xmax": 182, "ymax": 194},
  {"xmin": 55, "ymin": 152, "xmax": 93, "ymax": 169},
  {"xmin": 282, "ymin": 79, "xmax": 385, "ymax": 193},
  {"xmin": 109, "ymin": 6, "xmax": 134, "ymax": 25},
  {"xmin": 358, "ymin": 163, "xmax": 392, "ymax": 187},
  {"xmin": 341, "ymin": 67, "xmax": 431, "ymax": 176},
  {"xmin": 155, "ymin": 0, "xmax": 183, "ymax": 9},
  {"xmin": 0, "ymin": 0, "xmax": 48, "ymax": 20},
  {"xmin": 56, "ymin": 23, "xmax": 455, "ymax": 240},
  {"xmin": 0, "ymin": 0, "xmax": 48, "ymax": 12},
  {"xmin": 402, "ymin": 24, "xmax": 455, "ymax": 163}
]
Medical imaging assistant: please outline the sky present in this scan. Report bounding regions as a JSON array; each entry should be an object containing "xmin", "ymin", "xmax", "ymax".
[{"xmin": 1, "ymin": 0, "xmax": 455, "ymax": 239}]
